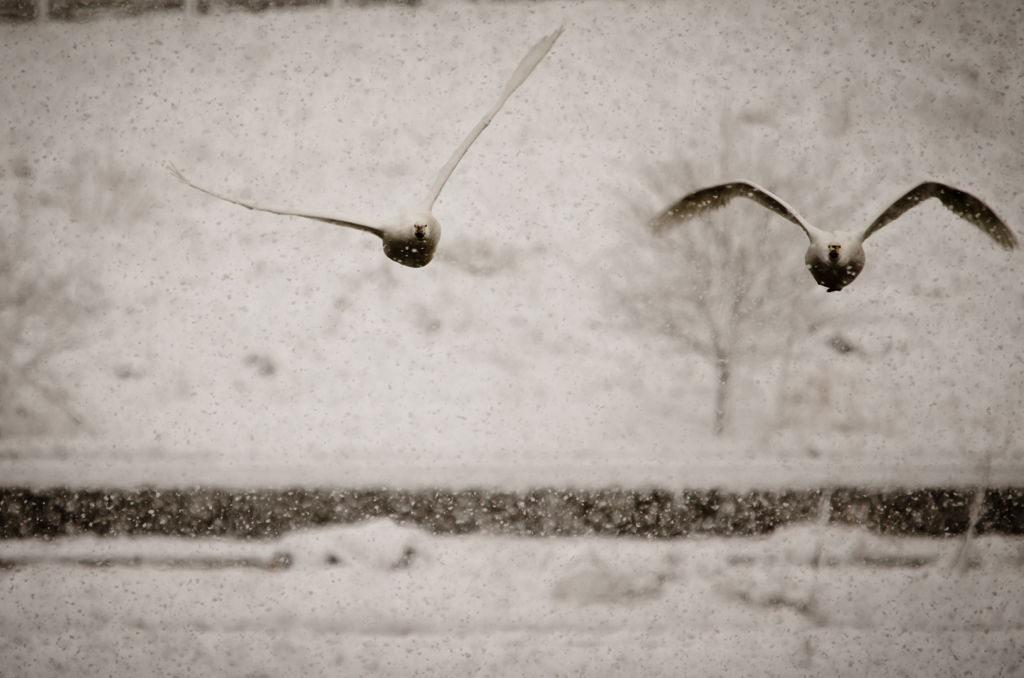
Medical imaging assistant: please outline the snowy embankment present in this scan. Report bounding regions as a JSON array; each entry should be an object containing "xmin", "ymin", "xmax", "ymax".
[
  {"xmin": 4, "ymin": 452, "xmax": 1024, "ymax": 491},
  {"xmin": 2, "ymin": 520, "xmax": 1023, "ymax": 677},
  {"xmin": 2, "ymin": 518, "xmax": 1022, "ymax": 570}
]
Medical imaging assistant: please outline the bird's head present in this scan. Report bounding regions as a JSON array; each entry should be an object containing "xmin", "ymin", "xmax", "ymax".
[
  {"xmin": 828, "ymin": 243, "xmax": 841, "ymax": 262},
  {"xmin": 407, "ymin": 218, "xmax": 440, "ymax": 249}
]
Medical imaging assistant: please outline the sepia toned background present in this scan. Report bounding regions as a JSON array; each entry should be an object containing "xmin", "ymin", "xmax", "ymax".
[{"xmin": 1, "ymin": 0, "xmax": 1023, "ymax": 675}]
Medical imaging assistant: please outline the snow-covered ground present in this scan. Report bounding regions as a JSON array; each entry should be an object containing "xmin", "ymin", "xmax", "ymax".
[
  {"xmin": 1, "ymin": 0, "xmax": 1023, "ymax": 471},
  {"xmin": 3, "ymin": 521, "xmax": 1024, "ymax": 677},
  {"xmin": 5, "ymin": 452, "xmax": 1024, "ymax": 490}
]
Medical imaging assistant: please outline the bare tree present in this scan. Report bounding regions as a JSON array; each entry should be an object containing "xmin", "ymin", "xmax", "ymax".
[{"xmin": 609, "ymin": 118, "xmax": 833, "ymax": 435}]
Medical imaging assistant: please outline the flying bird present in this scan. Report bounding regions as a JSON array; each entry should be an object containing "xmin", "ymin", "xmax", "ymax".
[
  {"xmin": 168, "ymin": 28, "xmax": 562, "ymax": 268},
  {"xmin": 651, "ymin": 181, "xmax": 1017, "ymax": 291}
]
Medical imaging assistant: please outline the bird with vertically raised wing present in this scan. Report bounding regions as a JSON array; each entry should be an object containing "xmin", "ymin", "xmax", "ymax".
[
  {"xmin": 651, "ymin": 181, "xmax": 1017, "ymax": 292},
  {"xmin": 169, "ymin": 28, "xmax": 563, "ymax": 269}
]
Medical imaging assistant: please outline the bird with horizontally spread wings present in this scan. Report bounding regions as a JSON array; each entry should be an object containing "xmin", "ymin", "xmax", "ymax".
[
  {"xmin": 651, "ymin": 181, "xmax": 1017, "ymax": 291},
  {"xmin": 169, "ymin": 28, "xmax": 562, "ymax": 269}
]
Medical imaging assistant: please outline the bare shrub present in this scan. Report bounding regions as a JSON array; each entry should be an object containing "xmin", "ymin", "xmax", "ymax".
[{"xmin": 608, "ymin": 115, "xmax": 836, "ymax": 435}]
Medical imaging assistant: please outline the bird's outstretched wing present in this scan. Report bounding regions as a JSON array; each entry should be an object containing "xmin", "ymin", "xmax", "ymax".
[
  {"xmin": 650, "ymin": 180, "xmax": 817, "ymax": 240},
  {"xmin": 419, "ymin": 27, "xmax": 563, "ymax": 211},
  {"xmin": 167, "ymin": 162, "xmax": 384, "ymax": 239},
  {"xmin": 861, "ymin": 182, "xmax": 1017, "ymax": 249}
]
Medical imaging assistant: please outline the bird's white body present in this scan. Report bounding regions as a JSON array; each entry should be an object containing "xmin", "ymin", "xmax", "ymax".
[
  {"xmin": 803, "ymin": 229, "xmax": 867, "ymax": 292},
  {"xmin": 379, "ymin": 204, "xmax": 441, "ymax": 269},
  {"xmin": 652, "ymin": 180, "xmax": 1017, "ymax": 292},
  {"xmin": 169, "ymin": 28, "xmax": 562, "ymax": 269}
]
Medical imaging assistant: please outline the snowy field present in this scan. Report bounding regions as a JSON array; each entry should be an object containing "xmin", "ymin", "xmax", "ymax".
[
  {"xmin": 3, "ymin": 520, "xmax": 1024, "ymax": 677},
  {"xmin": 1, "ymin": 0, "xmax": 1023, "ymax": 466}
]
